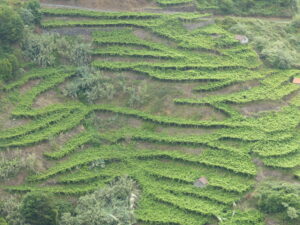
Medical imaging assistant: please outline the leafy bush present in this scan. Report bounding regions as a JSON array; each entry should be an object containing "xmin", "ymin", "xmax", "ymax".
[
  {"xmin": 255, "ymin": 182, "xmax": 300, "ymax": 221},
  {"xmin": 24, "ymin": 0, "xmax": 41, "ymax": 25},
  {"xmin": 60, "ymin": 176, "xmax": 139, "ymax": 225},
  {"xmin": 291, "ymin": 15, "xmax": 300, "ymax": 29},
  {"xmin": 0, "ymin": 58, "xmax": 13, "ymax": 81},
  {"xmin": 261, "ymin": 41, "xmax": 296, "ymax": 69},
  {"xmin": 64, "ymin": 67, "xmax": 118, "ymax": 103},
  {"xmin": 0, "ymin": 152, "xmax": 38, "ymax": 180},
  {"xmin": 0, "ymin": 196, "xmax": 24, "ymax": 225},
  {"xmin": 19, "ymin": 7, "xmax": 35, "ymax": 25},
  {"xmin": 0, "ymin": 54, "xmax": 20, "ymax": 81},
  {"xmin": 64, "ymin": 67, "xmax": 148, "ymax": 106},
  {"xmin": 0, "ymin": 6, "xmax": 24, "ymax": 43},
  {"xmin": 20, "ymin": 192, "xmax": 58, "ymax": 225},
  {"xmin": 0, "ymin": 152, "xmax": 26, "ymax": 180},
  {"xmin": 0, "ymin": 217, "xmax": 7, "ymax": 225},
  {"xmin": 202, "ymin": 0, "xmax": 298, "ymax": 16},
  {"xmin": 224, "ymin": 18, "xmax": 299, "ymax": 69},
  {"xmin": 22, "ymin": 31, "xmax": 91, "ymax": 67}
]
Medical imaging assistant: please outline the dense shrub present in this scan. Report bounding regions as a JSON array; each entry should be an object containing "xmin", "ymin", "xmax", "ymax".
[
  {"xmin": 0, "ymin": 152, "xmax": 38, "ymax": 181},
  {"xmin": 0, "ymin": 58, "xmax": 12, "ymax": 81},
  {"xmin": 64, "ymin": 66, "xmax": 118, "ymax": 102},
  {"xmin": 223, "ymin": 17, "xmax": 299, "ymax": 69},
  {"xmin": 0, "ymin": 217, "xmax": 7, "ymax": 225},
  {"xmin": 20, "ymin": 192, "xmax": 58, "ymax": 225},
  {"xmin": 24, "ymin": 0, "xmax": 41, "ymax": 25},
  {"xmin": 291, "ymin": 15, "xmax": 300, "ymax": 29},
  {"xmin": 19, "ymin": 7, "xmax": 35, "ymax": 25},
  {"xmin": 210, "ymin": 0, "xmax": 298, "ymax": 16},
  {"xmin": 22, "ymin": 31, "xmax": 91, "ymax": 67},
  {"xmin": 255, "ymin": 182, "xmax": 300, "ymax": 221},
  {"xmin": 60, "ymin": 176, "xmax": 139, "ymax": 225},
  {"xmin": 0, "ymin": 6, "xmax": 24, "ymax": 43},
  {"xmin": 0, "ymin": 196, "xmax": 24, "ymax": 225},
  {"xmin": 261, "ymin": 41, "xmax": 296, "ymax": 69},
  {"xmin": 64, "ymin": 67, "xmax": 148, "ymax": 106}
]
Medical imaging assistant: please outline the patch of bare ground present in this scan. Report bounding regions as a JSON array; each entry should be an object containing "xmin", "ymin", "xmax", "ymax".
[
  {"xmin": 229, "ymin": 82, "xmax": 299, "ymax": 116},
  {"xmin": 45, "ymin": 27, "xmax": 100, "ymax": 36},
  {"xmin": 158, "ymin": 126, "xmax": 216, "ymax": 136},
  {"xmin": 183, "ymin": 18, "xmax": 214, "ymax": 31},
  {"xmin": 19, "ymin": 79, "xmax": 41, "ymax": 94},
  {"xmin": 135, "ymin": 141, "xmax": 206, "ymax": 155},
  {"xmin": 33, "ymin": 89, "xmax": 62, "ymax": 108},
  {"xmin": 133, "ymin": 28, "xmax": 178, "ymax": 48},
  {"xmin": 234, "ymin": 100, "xmax": 287, "ymax": 117},
  {"xmin": 52, "ymin": 124, "xmax": 86, "ymax": 147},
  {"xmin": 41, "ymin": 0, "xmax": 157, "ymax": 11},
  {"xmin": 43, "ymin": 16, "xmax": 95, "ymax": 21},
  {"xmin": 94, "ymin": 55, "xmax": 166, "ymax": 63},
  {"xmin": 94, "ymin": 111, "xmax": 144, "ymax": 131},
  {"xmin": 197, "ymin": 79, "xmax": 260, "ymax": 98},
  {"xmin": 0, "ymin": 116, "xmax": 30, "ymax": 130},
  {"xmin": 254, "ymin": 158, "xmax": 299, "ymax": 185}
]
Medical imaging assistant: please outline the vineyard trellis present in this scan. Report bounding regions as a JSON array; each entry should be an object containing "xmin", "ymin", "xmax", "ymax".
[{"xmin": 0, "ymin": 6, "xmax": 300, "ymax": 225}]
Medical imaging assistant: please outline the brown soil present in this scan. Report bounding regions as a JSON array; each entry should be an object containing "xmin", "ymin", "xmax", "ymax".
[
  {"xmin": 136, "ymin": 141, "xmax": 206, "ymax": 155},
  {"xmin": 133, "ymin": 28, "xmax": 178, "ymax": 48},
  {"xmin": 235, "ymin": 100, "xmax": 287, "ymax": 116},
  {"xmin": 41, "ymin": 0, "xmax": 157, "ymax": 11},
  {"xmin": 19, "ymin": 79, "xmax": 40, "ymax": 94},
  {"xmin": 33, "ymin": 90, "xmax": 62, "ymax": 108}
]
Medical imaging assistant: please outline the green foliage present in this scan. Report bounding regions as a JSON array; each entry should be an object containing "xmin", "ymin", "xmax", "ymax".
[
  {"xmin": 1, "ymin": 5, "xmax": 300, "ymax": 225},
  {"xmin": 224, "ymin": 17, "xmax": 300, "ymax": 68},
  {"xmin": 196, "ymin": 0, "xmax": 298, "ymax": 17},
  {"xmin": 20, "ymin": 192, "xmax": 58, "ymax": 225},
  {"xmin": 0, "ymin": 217, "xmax": 7, "ymax": 225},
  {"xmin": 64, "ymin": 67, "xmax": 148, "ymax": 107},
  {"xmin": 261, "ymin": 41, "xmax": 296, "ymax": 69},
  {"xmin": 0, "ymin": 153, "xmax": 24, "ymax": 180},
  {"xmin": 0, "ymin": 54, "xmax": 19, "ymax": 81},
  {"xmin": 255, "ymin": 182, "xmax": 300, "ymax": 221},
  {"xmin": 0, "ymin": 58, "xmax": 12, "ymax": 81},
  {"xmin": 60, "ymin": 176, "xmax": 139, "ymax": 225},
  {"xmin": 64, "ymin": 67, "xmax": 118, "ymax": 103},
  {"xmin": 0, "ymin": 195, "xmax": 24, "ymax": 225},
  {"xmin": 0, "ymin": 6, "xmax": 24, "ymax": 43},
  {"xmin": 22, "ymin": 31, "xmax": 91, "ymax": 67},
  {"xmin": 24, "ymin": 0, "xmax": 41, "ymax": 25},
  {"xmin": 291, "ymin": 15, "xmax": 300, "ymax": 28}
]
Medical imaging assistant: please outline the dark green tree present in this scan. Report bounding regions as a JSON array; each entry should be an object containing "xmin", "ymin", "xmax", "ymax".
[
  {"xmin": 25, "ymin": 0, "xmax": 41, "ymax": 24},
  {"xmin": 0, "ymin": 6, "xmax": 24, "ymax": 43},
  {"xmin": 255, "ymin": 182, "xmax": 300, "ymax": 221},
  {"xmin": 20, "ymin": 192, "xmax": 58, "ymax": 225}
]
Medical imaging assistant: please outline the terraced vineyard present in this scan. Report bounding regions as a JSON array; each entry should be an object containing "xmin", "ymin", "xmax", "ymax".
[{"xmin": 1, "ymin": 4, "xmax": 300, "ymax": 225}]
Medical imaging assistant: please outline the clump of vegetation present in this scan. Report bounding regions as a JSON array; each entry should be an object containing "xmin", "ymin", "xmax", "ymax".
[
  {"xmin": 0, "ymin": 53, "xmax": 19, "ymax": 81},
  {"xmin": 20, "ymin": 192, "xmax": 58, "ymax": 225},
  {"xmin": 221, "ymin": 16, "xmax": 299, "ymax": 69},
  {"xmin": 0, "ymin": 152, "xmax": 38, "ymax": 181},
  {"xmin": 64, "ymin": 67, "xmax": 148, "ymax": 107},
  {"xmin": 0, "ymin": 6, "xmax": 24, "ymax": 44},
  {"xmin": 22, "ymin": 31, "xmax": 91, "ymax": 67},
  {"xmin": 0, "ymin": 0, "xmax": 42, "ymax": 83},
  {"xmin": 0, "ymin": 195, "xmax": 24, "ymax": 225},
  {"xmin": 60, "ymin": 176, "xmax": 139, "ymax": 225},
  {"xmin": 255, "ymin": 181, "xmax": 300, "ymax": 221},
  {"xmin": 196, "ymin": 0, "xmax": 298, "ymax": 17}
]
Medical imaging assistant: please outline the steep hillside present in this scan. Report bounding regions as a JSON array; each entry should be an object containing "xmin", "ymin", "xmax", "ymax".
[{"xmin": 0, "ymin": 0, "xmax": 300, "ymax": 225}]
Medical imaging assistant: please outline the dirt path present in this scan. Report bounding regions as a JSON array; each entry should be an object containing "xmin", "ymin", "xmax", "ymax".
[{"xmin": 41, "ymin": 0, "xmax": 157, "ymax": 12}]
